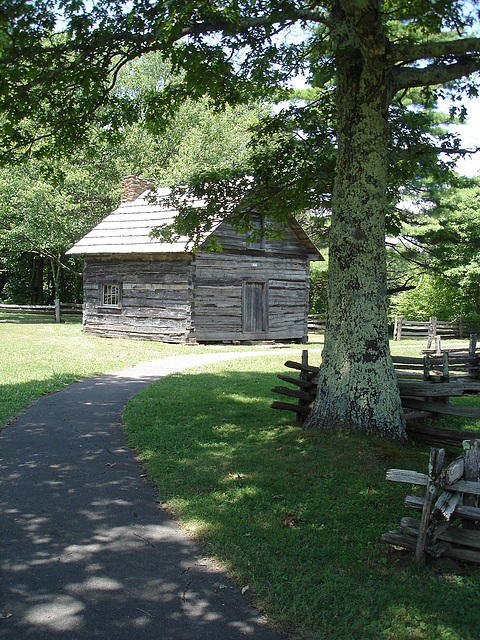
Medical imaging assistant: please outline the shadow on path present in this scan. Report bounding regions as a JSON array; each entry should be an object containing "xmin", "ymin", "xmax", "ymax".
[{"xmin": 0, "ymin": 353, "xmax": 292, "ymax": 639}]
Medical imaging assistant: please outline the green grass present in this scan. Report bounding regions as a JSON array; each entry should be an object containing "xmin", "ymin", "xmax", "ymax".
[
  {"xmin": 4, "ymin": 324, "xmax": 480, "ymax": 638},
  {"xmin": 123, "ymin": 351, "xmax": 480, "ymax": 640},
  {"xmin": 0, "ymin": 322, "xmax": 324, "ymax": 428},
  {"xmin": 0, "ymin": 323, "xmax": 180, "ymax": 427}
]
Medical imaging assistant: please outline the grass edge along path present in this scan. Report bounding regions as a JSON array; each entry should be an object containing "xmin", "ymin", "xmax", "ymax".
[
  {"xmin": 123, "ymin": 353, "xmax": 480, "ymax": 640},
  {"xmin": 0, "ymin": 322, "xmax": 324, "ymax": 430}
]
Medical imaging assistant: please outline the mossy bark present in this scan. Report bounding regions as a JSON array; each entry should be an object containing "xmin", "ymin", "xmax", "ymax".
[{"xmin": 305, "ymin": 3, "xmax": 406, "ymax": 441}]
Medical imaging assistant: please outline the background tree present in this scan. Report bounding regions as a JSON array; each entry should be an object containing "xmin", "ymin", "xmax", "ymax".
[
  {"xmin": 2, "ymin": 1, "xmax": 480, "ymax": 440},
  {"xmin": 0, "ymin": 52, "xmax": 259, "ymax": 303},
  {"xmin": 390, "ymin": 177, "xmax": 480, "ymax": 322}
]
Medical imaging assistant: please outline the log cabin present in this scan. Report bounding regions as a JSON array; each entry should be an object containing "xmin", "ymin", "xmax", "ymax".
[{"xmin": 67, "ymin": 176, "xmax": 322, "ymax": 344}]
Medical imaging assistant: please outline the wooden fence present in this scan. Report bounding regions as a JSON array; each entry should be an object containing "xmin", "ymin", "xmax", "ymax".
[
  {"xmin": 307, "ymin": 313, "xmax": 326, "ymax": 334},
  {"xmin": 393, "ymin": 316, "xmax": 480, "ymax": 341},
  {"xmin": 382, "ymin": 440, "xmax": 480, "ymax": 564},
  {"xmin": 271, "ymin": 348, "xmax": 480, "ymax": 446},
  {"xmin": 0, "ymin": 303, "xmax": 82, "ymax": 324}
]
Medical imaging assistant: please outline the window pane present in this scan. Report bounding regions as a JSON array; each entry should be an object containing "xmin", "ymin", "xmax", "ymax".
[{"xmin": 103, "ymin": 284, "xmax": 120, "ymax": 306}]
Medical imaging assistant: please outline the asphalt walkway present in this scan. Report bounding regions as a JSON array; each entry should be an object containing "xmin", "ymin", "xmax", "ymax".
[{"xmin": 0, "ymin": 350, "xmax": 310, "ymax": 640}]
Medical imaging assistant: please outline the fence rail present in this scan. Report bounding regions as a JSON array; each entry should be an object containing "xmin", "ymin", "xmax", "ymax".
[
  {"xmin": 393, "ymin": 315, "xmax": 480, "ymax": 341},
  {"xmin": 307, "ymin": 313, "xmax": 326, "ymax": 334},
  {"xmin": 271, "ymin": 348, "xmax": 480, "ymax": 445},
  {"xmin": 0, "ymin": 303, "xmax": 82, "ymax": 324},
  {"xmin": 383, "ymin": 441, "xmax": 480, "ymax": 564}
]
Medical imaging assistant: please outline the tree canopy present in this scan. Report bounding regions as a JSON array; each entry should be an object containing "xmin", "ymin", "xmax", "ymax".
[
  {"xmin": 2, "ymin": 1, "xmax": 480, "ymax": 440},
  {"xmin": 0, "ymin": 52, "xmax": 260, "ymax": 304},
  {"xmin": 390, "ymin": 177, "xmax": 480, "ymax": 321}
]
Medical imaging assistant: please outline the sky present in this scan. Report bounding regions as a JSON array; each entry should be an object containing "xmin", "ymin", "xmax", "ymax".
[{"xmin": 449, "ymin": 97, "xmax": 480, "ymax": 177}]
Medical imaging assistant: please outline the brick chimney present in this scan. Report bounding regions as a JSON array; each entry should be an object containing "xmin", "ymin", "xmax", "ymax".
[{"xmin": 120, "ymin": 176, "xmax": 155, "ymax": 203}]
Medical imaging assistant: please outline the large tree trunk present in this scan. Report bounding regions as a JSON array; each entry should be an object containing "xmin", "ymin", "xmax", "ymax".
[{"xmin": 305, "ymin": 3, "xmax": 406, "ymax": 441}]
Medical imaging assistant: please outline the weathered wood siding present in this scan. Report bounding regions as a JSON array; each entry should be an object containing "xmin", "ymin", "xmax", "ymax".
[
  {"xmin": 80, "ymin": 222, "xmax": 313, "ymax": 344},
  {"xmin": 83, "ymin": 254, "xmax": 193, "ymax": 342},
  {"xmin": 191, "ymin": 222, "xmax": 310, "ymax": 342}
]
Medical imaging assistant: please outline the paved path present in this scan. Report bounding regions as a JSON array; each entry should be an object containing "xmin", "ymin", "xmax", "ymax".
[{"xmin": 0, "ymin": 349, "xmax": 316, "ymax": 639}]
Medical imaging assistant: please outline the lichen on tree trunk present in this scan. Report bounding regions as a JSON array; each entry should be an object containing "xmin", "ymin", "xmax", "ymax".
[{"xmin": 305, "ymin": 2, "xmax": 406, "ymax": 441}]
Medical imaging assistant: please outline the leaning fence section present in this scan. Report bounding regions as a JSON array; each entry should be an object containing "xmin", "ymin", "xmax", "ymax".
[
  {"xmin": 382, "ymin": 440, "xmax": 480, "ymax": 564},
  {"xmin": 0, "ymin": 303, "xmax": 82, "ymax": 323}
]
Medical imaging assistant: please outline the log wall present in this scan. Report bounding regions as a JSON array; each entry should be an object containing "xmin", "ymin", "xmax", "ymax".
[
  {"xmin": 81, "ymin": 222, "xmax": 314, "ymax": 344},
  {"xmin": 82, "ymin": 254, "xmax": 194, "ymax": 342},
  {"xmin": 191, "ymin": 222, "xmax": 311, "ymax": 342}
]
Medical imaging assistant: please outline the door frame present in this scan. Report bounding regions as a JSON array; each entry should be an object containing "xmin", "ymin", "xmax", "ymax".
[{"xmin": 242, "ymin": 280, "xmax": 269, "ymax": 334}]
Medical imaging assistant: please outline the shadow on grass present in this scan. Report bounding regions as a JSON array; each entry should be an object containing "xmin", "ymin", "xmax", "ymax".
[{"xmin": 124, "ymin": 368, "xmax": 480, "ymax": 640}]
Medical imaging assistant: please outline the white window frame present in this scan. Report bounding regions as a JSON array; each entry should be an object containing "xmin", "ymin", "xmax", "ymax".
[{"xmin": 101, "ymin": 283, "xmax": 121, "ymax": 308}]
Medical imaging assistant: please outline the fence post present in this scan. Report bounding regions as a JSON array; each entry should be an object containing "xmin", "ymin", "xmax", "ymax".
[
  {"xmin": 394, "ymin": 316, "xmax": 403, "ymax": 341},
  {"xmin": 296, "ymin": 350, "xmax": 310, "ymax": 425},
  {"xmin": 469, "ymin": 333, "xmax": 477, "ymax": 356},
  {"xmin": 429, "ymin": 316, "xmax": 437, "ymax": 340},
  {"xmin": 54, "ymin": 298, "xmax": 61, "ymax": 323},
  {"xmin": 416, "ymin": 447, "xmax": 445, "ymax": 563},
  {"xmin": 458, "ymin": 316, "xmax": 463, "ymax": 339},
  {"xmin": 462, "ymin": 440, "xmax": 480, "ymax": 531}
]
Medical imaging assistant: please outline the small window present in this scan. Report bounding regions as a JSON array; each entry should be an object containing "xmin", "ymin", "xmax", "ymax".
[
  {"xmin": 246, "ymin": 216, "xmax": 265, "ymax": 250},
  {"xmin": 101, "ymin": 283, "xmax": 121, "ymax": 307}
]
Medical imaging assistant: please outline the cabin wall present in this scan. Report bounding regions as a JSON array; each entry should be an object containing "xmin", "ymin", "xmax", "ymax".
[
  {"xmin": 192, "ymin": 245, "xmax": 310, "ymax": 343},
  {"xmin": 82, "ymin": 254, "xmax": 193, "ymax": 342}
]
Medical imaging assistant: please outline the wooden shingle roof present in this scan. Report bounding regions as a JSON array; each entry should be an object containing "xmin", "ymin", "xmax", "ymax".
[
  {"xmin": 67, "ymin": 188, "xmax": 206, "ymax": 255},
  {"xmin": 67, "ymin": 187, "xmax": 322, "ymax": 259}
]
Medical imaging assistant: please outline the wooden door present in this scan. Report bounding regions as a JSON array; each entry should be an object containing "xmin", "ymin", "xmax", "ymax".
[{"xmin": 243, "ymin": 281, "xmax": 268, "ymax": 333}]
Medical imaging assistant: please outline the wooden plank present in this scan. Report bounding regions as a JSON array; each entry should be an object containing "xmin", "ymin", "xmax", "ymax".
[
  {"xmin": 462, "ymin": 440, "xmax": 480, "ymax": 530},
  {"xmin": 416, "ymin": 447, "xmax": 445, "ymax": 563},
  {"xmin": 284, "ymin": 360, "xmax": 319, "ymax": 374},
  {"xmin": 433, "ymin": 491, "xmax": 462, "ymax": 522},
  {"xmin": 439, "ymin": 457, "xmax": 465, "ymax": 486},
  {"xmin": 446, "ymin": 479, "xmax": 480, "ymax": 496},
  {"xmin": 436, "ymin": 527, "xmax": 480, "ymax": 550},
  {"xmin": 386, "ymin": 469, "xmax": 428, "ymax": 485},
  {"xmin": 406, "ymin": 422, "xmax": 480, "ymax": 446},
  {"xmin": 270, "ymin": 401, "xmax": 311, "ymax": 415},
  {"xmin": 272, "ymin": 386, "xmax": 315, "ymax": 402},
  {"xmin": 381, "ymin": 531, "xmax": 417, "ymax": 551},
  {"xmin": 403, "ymin": 409, "xmax": 432, "ymax": 421},
  {"xmin": 399, "ymin": 380, "xmax": 480, "ymax": 396},
  {"xmin": 277, "ymin": 374, "xmax": 317, "ymax": 390},
  {"xmin": 401, "ymin": 398, "xmax": 480, "ymax": 418},
  {"xmin": 382, "ymin": 529, "xmax": 480, "ymax": 563},
  {"xmin": 440, "ymin": 545, "xmax": 480, "ymax": 564}
]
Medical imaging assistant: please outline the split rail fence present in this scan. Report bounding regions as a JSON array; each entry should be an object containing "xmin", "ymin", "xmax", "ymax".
[
  {"xmin": 307, "ymin": 313, "xmax": 326, "ymax": 334},
  {"xmin": 393, "ymin": 315, "xmax": 480, "ymax": 341},
  {"xmin": 382, "ymin": 440, "xmax": 480, "ymax": 564},
  {"xmin": 0, "ymin": 303, "xmax": 82, "ymax": 324},
  {"xmin": 271, "ymin": 341, "xmax": 480, "ymax": 446}
]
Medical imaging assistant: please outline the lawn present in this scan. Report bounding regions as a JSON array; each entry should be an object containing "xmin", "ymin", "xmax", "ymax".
[
  {"xmin": 0, "ymin": 322, "xmax": 324, "ymax": 428},
  {"xmin": 3, "ymin": 324, "xmax": 480, "ymax": 639},
  {"xmin": 123, "ymin": 344, "xmax": 480, "ymax": 640}
]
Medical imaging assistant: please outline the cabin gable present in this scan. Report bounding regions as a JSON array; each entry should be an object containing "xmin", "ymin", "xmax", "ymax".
[{"xmin": 191, "ymin": 222, "xmax": 314, "ymax": 343}]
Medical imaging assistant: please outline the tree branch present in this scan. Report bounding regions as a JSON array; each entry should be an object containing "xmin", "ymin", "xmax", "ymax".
[
  {"xmin": 389, "ymin": 37, "xmax": 480, "ymax": 66},
  {"xmin": 394, "ymin": 57, "xmax": 480, "ymax": 91}
]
